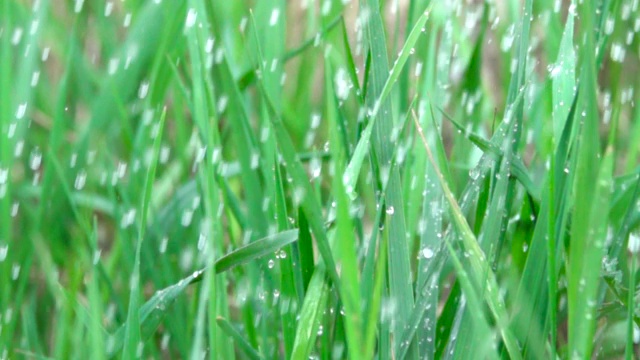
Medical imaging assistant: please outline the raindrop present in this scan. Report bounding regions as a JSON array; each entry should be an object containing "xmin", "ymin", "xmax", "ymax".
[
  {"xmin": 104, "ymin": 1, "xmax": 113, "ymax": 16},
  {"xmin": 16, "ymin": 103, "xmax": 27, "ymax": 120},
  {"xmin": 31, "ymin": 71, "xmax": 40, "ymax": 87},
  {"xmin": 159, "ymin": 237, "xmax": 168, "ymax": 253},
  {"xmin": 334, "ymin": 68, "xmax": 351, "ymax": 101},
  {"xmin": 269, "ymin": 8, "xmax": 280, "ymax": 26},
  {"xmin": 185, "ymin": 8, "xmax": 197, "ymax": 28},
  {"xmin": 120, "ymin": 209, "xmax": 136, "ymax": 228},
  {"xmin": 610, "ymin": 43, "xmax": 626, "ymax": 63},
  {"xmin": 181, "ymin": 210, "xmax": 194, "ymax": 227},
  {"xmin": 138, "ymin": 81, "xmax": 149, "ymax": 99},
  {"xmin": 74, "ymin": 170, "xmax": 87, "ymax": 190},
  {"xmin": 161, "ymin": 334, "xmax": 170, "ymax": 350},
  {"xmin": 123, "ymin": 13, "xmax": 132, "ymax": 28},
  {"xmin": 29, "ymin": 149, "xmax": 42, "ymax": 170},
  {"xmin": 74, "ymin": 0, "xmax": 84, "ymax": 13},
  {"xmin": 628, "ymin": 232, "xmax": 640, "ymax": 254},
  {"xmin": 0, "ymin": 244, "xmax": 7, "ymax": 262},
  {"xmin": 11, "ymin": 264, "xmax": 20, "ymax": 280},
  {"xmin": 12, "ymin": 28, "xmax": 23, "ymax": 45}
]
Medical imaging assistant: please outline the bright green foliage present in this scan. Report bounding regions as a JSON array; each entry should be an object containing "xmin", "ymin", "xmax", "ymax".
[{"xmin": 1, "ymin": 0, "xmax": 639, "ymax": 359}]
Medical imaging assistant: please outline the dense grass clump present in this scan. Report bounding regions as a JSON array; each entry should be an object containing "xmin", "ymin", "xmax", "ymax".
[{"xmin": 1, "ymin": 0, "xmax": 640, "ymax": 358}]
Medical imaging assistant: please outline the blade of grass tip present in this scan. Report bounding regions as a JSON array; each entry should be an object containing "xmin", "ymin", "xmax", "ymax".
[
  {"xmin": 326, "ymin": 62, "xmax": 363, "ymax": 359},
  {"xmin": 343, "ymin": 7, "xmax": 431, "ymax": 200},
  {"xmin": 251, "ymin": 56, "xmax": 340, "ymax": 292},
  {"xmin": 551, "ymin": 1, "xmax": 576, "ymax": 141},
  {"xmin": 568, "ymin": 1, "xmax": 608, "ymax": 357},
  {"xmin": 184, "ymin": 1, "xmax": 229, "ymax": 358},
  {"xmin": 402, "ymin": 71, "xmax": 531, "ymax": 357},
  {"xmin": 122, "ymin": 108, "xmax": 166, "ymax": 360},
  {"xmin": 547, "ymin": 4, "xmax": 575, "ymax": 355},
  {"xmin": 437, "ymin": 108, "xmax": 540, "ymax": 202},
  {"xmin": 411, "ymin": 112, "xmax": 523, "ymax": 360},
  {"xmin": 216, "ymin": 317, "xmax": 263, "ymax": 360},
  {"xmin": 249, "ymin": 13, "xmax": 340, "ymax": 288},
  {"xmin": 214, "ymin": 230, "xmax": 299, "ymax": 274},
  {"xmin": 361, "ymin": 3, "xmax": 432, "ymax": 357}
]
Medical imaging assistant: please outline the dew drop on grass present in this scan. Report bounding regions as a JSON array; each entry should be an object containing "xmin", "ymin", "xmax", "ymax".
[
  {"xmin": 421, "ymin": 247, "xmax": 434, "ymax": 259},
  {"xmin": 386, "ymin": 206, "xmax": 395, "ymax": 215},
  {"xmin": 268, "ymin": 259, "xmax": 275, "ymax": 269}
]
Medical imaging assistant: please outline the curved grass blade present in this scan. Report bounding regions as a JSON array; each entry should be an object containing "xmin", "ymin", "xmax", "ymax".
[
  {"xmin": 408, "ymin": 113, "xmax": 523, "ymax": 360},
  {"xmin": 107, "ymin": 229, "xmax": 299, "ymax": 356},
  {"xmin": 343, "ymin": 7, "xmax": 431, "ymax": 199}
]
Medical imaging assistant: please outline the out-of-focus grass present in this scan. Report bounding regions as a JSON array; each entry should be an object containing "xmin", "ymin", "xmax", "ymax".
[{"xmin": 1, "ymin": 0, "xmax": 640, "ymax": 359}]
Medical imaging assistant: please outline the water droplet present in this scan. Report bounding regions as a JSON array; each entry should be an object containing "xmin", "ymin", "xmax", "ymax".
[
  {"xmin": 269, "ymin": 8, "xmax": 280, "ymax": 26},
  {"xmin": 16, "ymin": 103, "xmax": 27, "ymax": 120},
  {"xmin": 74, "ymin": 0, "xmax": 84, "ymax": 13},
  {"xmin": 138, "ymin": 81, "xmax": 150, "ymax": 99},
  {"xmin": 185, "ymin": 8, "xmax": 197, "ymax": 28},
  {"xmin": 421, "ymin": 247, "xmax": 434, "ymax": 259},
  {"xmin": 74, "ymin": 170, "xmax": 87, "ymax": 190}
]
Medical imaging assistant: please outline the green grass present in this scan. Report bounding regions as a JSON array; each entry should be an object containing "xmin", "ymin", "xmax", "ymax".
[{"xmin": 1, "ymin": 0, "xmax": 640, "ymax": 359}]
